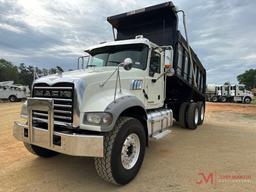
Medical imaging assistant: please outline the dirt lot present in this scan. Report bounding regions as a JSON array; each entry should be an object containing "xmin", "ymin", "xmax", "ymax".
[{"xmin": 0, "ymin": 102, "xmax": 256, "ymax": 192}]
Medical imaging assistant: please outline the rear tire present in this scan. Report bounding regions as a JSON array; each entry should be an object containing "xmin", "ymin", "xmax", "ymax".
[
  {"xmin": 23, "ymin": 142, "xmax": 58, "ymax": 158},
  {"xmin": 186, "ymin": 103, "xmax": 199, "ymax": 130},
  {"xmin": 95, "ymin": 117, "xmax": 146, "ymax": 185},
  {"xmin": 244, "ymin": 97, "xmax": 251, "ymax": 104},
  {"xmin": 211, "ymin": 96, "xmax": 218, "ymax": 102},
  {"xmin": 179, "ymin": 102, "xmax": 189, "ymax": 128},
  {"xmin": 220, "ymin": 96, "xmax": 227, "ymax": 102},
  {"xmin": 197, "ymin": 102, "xmax": 205, "ymax": 125},
  {"xmin": 9, "ymin": 95, "xmax": 17, "ymax": 102}
]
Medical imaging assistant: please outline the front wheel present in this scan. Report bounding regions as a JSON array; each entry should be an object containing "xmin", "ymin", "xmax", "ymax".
[{"xmin": 95, "ymin": 117, "xmax": 146, "ymax": 185}]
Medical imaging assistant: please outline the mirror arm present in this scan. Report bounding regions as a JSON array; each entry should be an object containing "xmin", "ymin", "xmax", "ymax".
[
  {"xmin": 100, "ymin": 58, "xmax": 133, "ymax": 87},
  {"xmin": 151, "ymin": 73, "xmax": 164, "ymax": 83},
  {"xmin": 151, "ymin": 67, "xmax": 173, "ymax": 83},
  {"xmin": 100, "ymin": 68, "xmax": 118, "ymax": 87}
]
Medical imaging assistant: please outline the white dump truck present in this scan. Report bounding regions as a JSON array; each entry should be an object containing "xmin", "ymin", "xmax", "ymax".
[
  {"xmin": 206, "ymin": 83, "xmax": 253, "ymax": 104},
  {"xmin": 13, "ymin": 2, "xmax": 206, "ymax": 185},
  {"xmin": 0, "ymin": 81, "xmax": 30, "ymax": 102}
]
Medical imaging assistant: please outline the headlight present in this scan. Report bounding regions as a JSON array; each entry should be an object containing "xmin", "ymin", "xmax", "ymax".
[{"xmin": 83, "ymin": 112, "xmax": 112, "ymax": 126}]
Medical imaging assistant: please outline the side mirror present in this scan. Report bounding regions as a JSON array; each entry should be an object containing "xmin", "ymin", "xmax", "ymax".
[
  {"xmin": 164, "ymin": 49, "xmax": 173, "ymax": 66},
  {"xmin": 123, "ymin": 58, "xmax": 133, "ymax": 71}
]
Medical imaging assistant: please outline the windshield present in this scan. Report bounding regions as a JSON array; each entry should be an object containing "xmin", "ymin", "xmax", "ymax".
[{"xmin": 87, "ymin": 44, "xmax": 149, "ymax": 70}]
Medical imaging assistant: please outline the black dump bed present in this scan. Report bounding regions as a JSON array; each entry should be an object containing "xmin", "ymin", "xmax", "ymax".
[{"xmin": 108, "ymin": 2, "xmax": 206, "ymax": 102}]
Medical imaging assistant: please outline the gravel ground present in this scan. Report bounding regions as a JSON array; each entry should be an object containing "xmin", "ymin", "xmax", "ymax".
[{"xmin": 0, "ymin": 102, "xmax": 255, "ymax": 192}]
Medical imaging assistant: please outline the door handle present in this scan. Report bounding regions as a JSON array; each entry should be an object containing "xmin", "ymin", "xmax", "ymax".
[{"xmin": 151, "ymin": 79, "xmax": 157, "ymax": 83}]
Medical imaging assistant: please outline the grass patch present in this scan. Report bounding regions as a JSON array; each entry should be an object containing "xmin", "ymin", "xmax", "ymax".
[
  {"xmin": 242, "ymin": 113, "xmax": 256, "ymax": 120},
  {"xmin": 252, "ymin": 97, "xmax": 256, "ymax": 104}
]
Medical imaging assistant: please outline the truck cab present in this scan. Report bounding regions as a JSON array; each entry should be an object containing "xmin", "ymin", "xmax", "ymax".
[
  {"xmin": 208, "ymin": 83, "xmax": 253, "ymax": 103},
  {"xmin": 84, "ymin": 38, "xmax": 168, "ymax": 109},
  {"xmin": 233, "ymin": 84, "xmax": 253, "ymax": 103}
]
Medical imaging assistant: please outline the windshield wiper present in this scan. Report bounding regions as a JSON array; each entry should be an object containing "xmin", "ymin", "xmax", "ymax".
[
  {"xmin": 108, "ymin": 60, "xmax": 121, "ymax": 64},
  {"xmin": 87, "ymin": 64, "xmax": 96, "ymax": 68},
  {"xmin": 87, "ymin": 61, "xmax": 121, "ymax": 68}
]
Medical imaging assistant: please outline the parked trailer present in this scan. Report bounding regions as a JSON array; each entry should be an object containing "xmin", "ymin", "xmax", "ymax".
[
  {"xmin": 13, "ymin": 2, "xmax": 206, "ymax": 185},
  {"xmin": 206, "ymin": 83, "xmax": 253, "ymax": 104},
  {"xmin": 0, "ymin": 81, "xmax": 30, "ymax": 102}
]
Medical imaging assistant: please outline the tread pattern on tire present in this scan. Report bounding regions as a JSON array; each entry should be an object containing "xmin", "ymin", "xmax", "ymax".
[{"xmin": 94, "ymin": 117, "xmax": 131, "ymax": 185}]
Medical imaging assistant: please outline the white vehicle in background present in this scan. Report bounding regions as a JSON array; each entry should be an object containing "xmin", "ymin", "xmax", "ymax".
[
  {"xmin": 206, "ymin": 83, "xmax": 254, "ymax": 104},
  {"xmin": 0, "ymin": 81, "xmax": 30, "ymax": 102}
]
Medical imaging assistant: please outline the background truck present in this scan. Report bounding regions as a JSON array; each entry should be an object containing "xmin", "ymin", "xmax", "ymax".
[
  {"xmin": 0, "ymin": 81, "xmax": 30, "ymax": 102},
  {"xmin": 206, "ymin": 83, "xmax": 253, "ymax": 104},
  {"xmin": 13, "ymin": 2, "xmax": 206, "ymax": 185}
]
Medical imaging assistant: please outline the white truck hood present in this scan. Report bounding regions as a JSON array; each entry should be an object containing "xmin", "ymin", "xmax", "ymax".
[
  {"xmin": 34, "ymin": 67, "xmax": 118, "ymax": 85},
  {"xmin": 33, "ymin": 66, "xmax": 146, "ymax": 113}
]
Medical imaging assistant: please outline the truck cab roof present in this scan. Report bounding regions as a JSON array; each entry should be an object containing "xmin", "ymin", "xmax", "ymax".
[{"xmin": 84, "ymin": 37, "xmax": 158, "ymax": 53}]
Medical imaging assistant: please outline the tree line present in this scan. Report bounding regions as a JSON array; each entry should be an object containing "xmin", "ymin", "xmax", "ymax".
[{"xmin": 0, "ymin": 58, "xmax": 58, "ymax": 88}]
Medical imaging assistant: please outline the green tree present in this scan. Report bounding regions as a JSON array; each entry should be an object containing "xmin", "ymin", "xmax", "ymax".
[
  {"xmin": 0, "ymin": 59, "xmax": 19, "ymax": 83},
  {"xmin": 49, "ymin": 68, "xmax": 57, "ymax": 74},
  {"xmin": 237, "ymin": 69, "xmax": 256, "ymax": 90},
  {"xmin": 42, "ymin": 68, "xmax": 49, "ymax": 76},
  {"xmin": 0, "ymin": 58, "xmax": 66, "ymax": 88},
  {"xmin": 18, "ymin": 63, "xmax": 34, "ymax": 88}
]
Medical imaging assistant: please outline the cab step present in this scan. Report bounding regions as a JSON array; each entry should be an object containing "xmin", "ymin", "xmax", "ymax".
[{"xmin": 152, "ymin": 129, "xmax": 172, "ymax": 140}]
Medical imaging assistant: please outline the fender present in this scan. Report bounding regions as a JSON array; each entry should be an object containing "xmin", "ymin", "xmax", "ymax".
[{"xmin": 102, "ymin": 95, "xmax": 147, "ymax": 132}]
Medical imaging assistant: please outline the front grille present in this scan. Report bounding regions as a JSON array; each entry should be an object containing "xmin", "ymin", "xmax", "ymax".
[{"xmin": 32, "ymin": 83, "xmax": 74, "ymax": 128}]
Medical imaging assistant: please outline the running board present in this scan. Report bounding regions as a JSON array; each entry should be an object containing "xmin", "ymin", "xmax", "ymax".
[{"xmin": 152, "ymin": 129, "xmax": 172, "ymax": 140}]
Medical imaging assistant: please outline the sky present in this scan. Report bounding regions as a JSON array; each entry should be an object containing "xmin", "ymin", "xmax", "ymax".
[{"xmin": 0, "ymin": 0, "xmax": 255, "ymax": 84}]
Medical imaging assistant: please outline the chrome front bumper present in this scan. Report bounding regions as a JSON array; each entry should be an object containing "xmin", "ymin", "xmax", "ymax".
[{"xmin": 13, "ymin": 98, "xmax": 104, "ymax": 157}]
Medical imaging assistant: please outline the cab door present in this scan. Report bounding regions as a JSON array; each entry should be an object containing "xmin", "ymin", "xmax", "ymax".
[{"xmin": 146, "ymin": 50, "xmax": 164, "ymax": 109}]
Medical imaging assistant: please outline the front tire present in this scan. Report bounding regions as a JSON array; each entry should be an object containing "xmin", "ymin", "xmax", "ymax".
[
  {"xmin": 95, "ymin": 117, "xmax": 146, "ymax": 185},
  {"xmin": 23, "ymin": 142, "xmax": 58, "ymax": 158}
]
